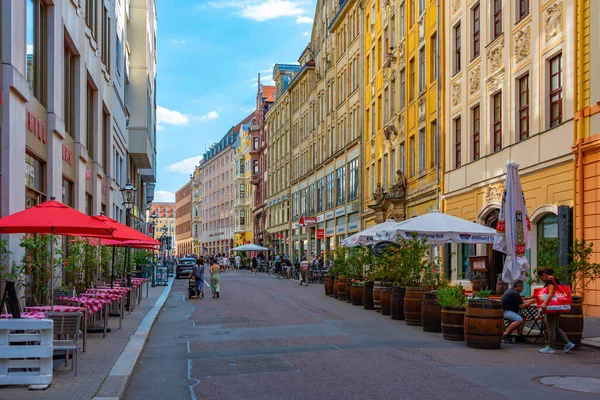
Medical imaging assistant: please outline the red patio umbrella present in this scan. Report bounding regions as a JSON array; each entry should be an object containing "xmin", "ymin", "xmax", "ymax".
[{"xmin": 0, "ymin": 199, "xmax": 115, "ymax": 309}]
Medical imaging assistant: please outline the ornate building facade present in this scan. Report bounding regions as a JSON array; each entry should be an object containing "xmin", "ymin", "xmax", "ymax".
[
  {"xmin": 191, "ymin": 165, "xmax": 203, "ymax": 256},
  {"xmin": 443, "ymin": 0, "xmax": 575, "ymax": 294},
  {"xmin": 234, "ymin": 124, "xmax": 254, "ymax": 247},
  {"xmin": 175, "ymin": 181, "xmax": 192, "ymax": 256},
  {"xmin": 362, "ymin": 0, "xmax": 443, "ymax": 228}
]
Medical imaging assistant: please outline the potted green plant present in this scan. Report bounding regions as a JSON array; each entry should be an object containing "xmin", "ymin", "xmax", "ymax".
[
  {"xmin": 331, "ymin": 247, "xmax": 349, "ymax": 301},
  {"xmin": 437, "ymin": 285, "xmax": 467, "ymax": 341}
]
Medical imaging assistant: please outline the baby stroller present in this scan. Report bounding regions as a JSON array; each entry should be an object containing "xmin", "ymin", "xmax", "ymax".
[{"xmin": 188, "ymin": 276, "xmax": 199, "ymax": 299}]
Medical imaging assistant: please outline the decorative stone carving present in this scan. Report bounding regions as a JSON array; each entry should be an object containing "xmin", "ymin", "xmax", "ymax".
[
  {"xmin": 469, "ymin": 66, "xmax": 481, "ymax": 95},
  {"xmin": 373, "ymin": 183, "xmax": 386, "ymax": 203},
  {"xmin": 397, "ymin": 114, "xmax": 405, "ymax": 140},
  {"xmin": 382, "ymin": 6, "xmax": 388, "ymax": 26},
  {"xmin": 486, "ymin": 73, "xmax": 504, "ymax": 93},
  {"xmin": 418, "ymin": 18, "xmax": 425, "ymax": 45},
  {"xmin": 544, "ymin": 2, "xmax": 563, "ymax": 40},
  {"xmin": 388, "ymin": 170, "xmax": 406, "ymax": 198},
  {"xmin": 487, "ymin": 38, "xmax": 504, "ymax": 73},
  {"xmin": 514, "ymin": 25, "xmax": 530, "ymax": 63},
  {"xmin": 418, "ymin": 97, "xmax": 426, "ymax": 123},
  {"xmin": 485, "ymin": 184, "xmax": 503, "ymax": 203},
  {"xmin": 451, "ymin": 82, "xmax": 461, "ymax": 107},
  {"xmin": 384, "ymin": 124, "xmax": 397, "ymax": 140},
  {"xmin": 398, "ymin": 41, "xmax": 405, "ymax": 68},
  {"xmin": 451, "ymin": 0, "xmax": 460, "ymax": 15},
  {"xmin": 371, "ymin": 137, "xmax": 376, "ymax": 158}
]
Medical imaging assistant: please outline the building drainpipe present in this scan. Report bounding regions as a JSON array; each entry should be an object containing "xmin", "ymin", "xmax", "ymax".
[{"xmin": 575, "ymin": 1, "xmax": 585, "ymax": 243}]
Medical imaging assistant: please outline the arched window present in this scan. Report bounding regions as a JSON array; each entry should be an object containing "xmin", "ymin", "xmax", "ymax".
[{"xmin": 537, "ymin": 214, "xmax": 558, "ymax": 244}]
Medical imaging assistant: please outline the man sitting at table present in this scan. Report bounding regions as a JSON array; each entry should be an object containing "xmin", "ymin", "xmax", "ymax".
[{"xmin": 501, "ymin": 279, "xmax": 536, "ymax": 343}]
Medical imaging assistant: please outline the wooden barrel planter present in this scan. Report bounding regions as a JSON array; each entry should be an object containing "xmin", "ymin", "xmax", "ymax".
[
  {"xmin": 556, "ymin": 296, "xmax": 584, "ymax": 348},
  {"xmin": 337, "ymin": 276, "xmax": 347, "ymax": 301},
  {"xmin": 495, "ymin": 279, "xmax": 509, "ymax": 296},
  {"xmin": 351, "ymin": 285, "xmax": 364, "ymax": 306},
  {"xmin": 472, "ymin": 274, "xmax": 489, "ymax": 292},
  {"xmin": 373, "ymin": 282, "xmax": 392, "ymax": 310},
  {"xmin": 333, "ymin": 276, "xmax": 338, "ymax": 299},
  {"xmin": 327, "ymin": 276, "xmax": 335, "ymax": 297},
  {"xmin": 441, "ymin": 307, "xmax": 466, "ymax": 341},
  {"xmin": 363, "ymin": 281, "xmax": 375, "ymax": 310},
  {"xmin": 464, "ymin": 299, "xmax": 503, "ymax": 349},
  {"xmin": 324, "ymin": 276, "xmax": 331, "ymax": 296},
  {"xmin": 404, "ymin": 286, "xmax": 427, "ymax": 326},
  {"xmin": 345, "ymin": 279, "xmax": 352, "ymax": 303},
  {"xmin": 421, "ymin": 292, "xmax": 442, "ymax": 332},
  {"xmin": 380, "ymin": 289, "xmax": 392, "ymax": 316},
  {"xmin": 390, "ymin": 286, "xmax": 406, "ymax": 320}
]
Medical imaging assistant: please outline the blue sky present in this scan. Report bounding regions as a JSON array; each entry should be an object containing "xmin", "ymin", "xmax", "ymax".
[{"xmin": 154, "ymin": 0, "xmax": 317, "ymax": 202}]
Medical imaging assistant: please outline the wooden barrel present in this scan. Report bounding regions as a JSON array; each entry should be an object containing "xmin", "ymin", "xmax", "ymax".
[
  {"xmin": 345, "ymin": 279, "xmax": 352, "ymax": 303},
  {"xmin": 495, "ymin": 279, "xmax": 509, "ymax": 296},
  {"xmin": 337, "ymin": 276, "xmax": 347, "ymax": 301},
  {"xmin": 380, "ymin": 289, "xmax": 392, "ymax": 316},
  {"xmin": 363, "ymin": 281, "xmax": 375, "ymax": 310},
  {"xmin": 464, "ymin": 299, "xmax": 503, "ymax": 349},
  {"xmin": 327, "ymin": 276, "xmax": 335, "ymax": 297},
  {"xmin": 404, "ymin": 286, "xmax": 427, "ymax": 326},
  {"xmin": 472, "ymin": 274, "xmax": 489, "ymax": 292},
  {"xmin": 324, "ymin": 276, "xmax": 331, "ymax": 296},
  {"xmin": 333, "ymin": 277, "xmax": 338, "ymax": 299},
  {"xmin": 441, "ymin": 307, "xmax": 466, "ymax": 341},
  {"xmin": 351, "ymin": 285, "xmax": 364, "ymax": 306},
  {"xmin": 556, "ymin": 296, "xmax": 584, "ymax": 348},
  {"xmin": 373, "ymin": 282, "xmax": 392, "ymax": 310},
  {"xmin": 421, "ymin": 292, "xmax": 442, "ymax": 332},
  {"xmin": 390, "ymin": 286, "xmax": 406, "ymax": 320}
]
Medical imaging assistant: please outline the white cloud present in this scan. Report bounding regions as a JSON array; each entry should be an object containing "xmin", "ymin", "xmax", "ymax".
[
  {"xmin": 198, "ymin": 111, "xmax": 219, "ymax": 121},
  {"xmin": 154, "ymin": 190, "xmax": 176, "ymax": 202},
  {"xmin": 302, "ymin": 31, "xmax": 310, "ymax": 36},
  {"xmin": 296, "ymin": 16, "xmax": 313, "ymax": 24},
  {"xmin": 168, "ymin": 156, "xmax": 203, "ymax": 174},
  {"xmin": 209, "ymin": 0, "xmax": 310, "ymax": 22},
  {"xmin": 156, "ymin": 106, "xmax": 219, "ymax": 129},
  {"xmin": 172, "ymin": 39, "xmax": 186, "ymax": 45}
]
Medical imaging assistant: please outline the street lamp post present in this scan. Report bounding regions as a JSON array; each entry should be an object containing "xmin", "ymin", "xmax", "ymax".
[
  {"xmin": 150, "ymin": 212, "xmax": 158, "ymax": 287},
  {"xmin": 120, "ymin": 181, "xmax": 137, "ymax": 288}
]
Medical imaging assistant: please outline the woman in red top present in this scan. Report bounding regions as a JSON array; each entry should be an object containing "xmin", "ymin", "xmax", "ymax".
[{"xmin": 537, "ymin": 267, "xmax": 575, "ymax": 354}]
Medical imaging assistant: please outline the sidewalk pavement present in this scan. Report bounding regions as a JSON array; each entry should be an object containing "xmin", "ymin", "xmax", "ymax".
[
  {"xmin": 0, "ymin": 279, "xmax": 173, "ymax": 400},
  {"xmin": 582, "ymin": 317, "xmax": 600, "ymax": 349}
]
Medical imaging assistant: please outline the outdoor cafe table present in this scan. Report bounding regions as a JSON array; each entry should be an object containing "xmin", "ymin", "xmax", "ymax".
[
  {"xmin": 25, "ymin": 305, "xmax": 89, "ymax": 352},
  {"xmin": 83, "ymin": 291, "xmax": 125, "ymax": 329},
  {"xmin": 0, "ymin": 311, "xmax": 46, "ymax": 319},
  {"xmin": 58, "ymin": 296, "xmax": 111, "ymax": 338}
]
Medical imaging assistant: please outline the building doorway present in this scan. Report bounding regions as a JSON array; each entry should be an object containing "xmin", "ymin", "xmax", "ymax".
[{"xmin": 484, "ymin": 209, "xmax": 505, "ymax": 292}]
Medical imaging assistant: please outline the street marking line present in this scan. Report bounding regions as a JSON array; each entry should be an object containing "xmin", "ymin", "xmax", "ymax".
[{"xmin": 187, "ymin": 359, "xmax": 200, "ymax": 400}]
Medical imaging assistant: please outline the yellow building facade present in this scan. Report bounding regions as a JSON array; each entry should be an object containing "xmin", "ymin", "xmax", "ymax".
[
  {"xmin": 574, "ymin": 0, "xmax": 600, "ymax": 315},
  {"xmin": 234, "ymin": 124, "xmax": 254, "ymax": 247},
  {"xmin": 362, "ymin": 0, "xmax": 443, "ymax": 228},
  {"xmin": 443, "ymin": 0, "xmax": 574, "ymax": 294}
]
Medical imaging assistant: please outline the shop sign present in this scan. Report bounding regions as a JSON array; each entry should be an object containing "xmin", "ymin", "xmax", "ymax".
[
  {"xmin": 335, "ymin": 207, "xmax": 345, "ymax": 217},
  {"xmin": 336, "ymin": 225, "xmax": 346, "ymax": 234},
  {"xmin": 325, "ymin": 211, "xmax": 334, "ymax": 220},
  {"xmin": 25, "ymin": 107, "xmax": 47, "ymax": 144},
  {"xmin": 316, "ymin": 229, "xmax": 325, "ymax": 239},
  {"xmin": 325, "ymin": 227, "xmax": 335, "ymax": 236},
  {"xmin": 299, "ymin": 216, "xmax": 316, "ymax": 227},
  {"xmin": 348, "ymin": 221, "xmax": 359, "ymax": 232},
  {"xmin": 316, "ymin": 214, "xmax": 325, "ymax": 223},
  {"xmin": 62, "ymin": 144, "xmax": 73, "ymax": 165}
]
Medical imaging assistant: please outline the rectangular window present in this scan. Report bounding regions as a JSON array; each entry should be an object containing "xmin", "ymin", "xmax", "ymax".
[
  {"xmin": 454, "ymin": 24, "xmax": 461, "ymax": 74},
  {"xmin": 430, "ymin": 120, "xmax": 438, "ymax": 168},
  {"xmin": 492, "ymin": 0, "xmax": 502, "ymax": 39},
  {"xmin": 309, "ymin": 183, "xmax": 315, "ymax": 214},
  {"xmin": 390, "ymin": 150, "xmax": 396, "ymax": 180},
  {"xmin": 101, "ymin": 6, "xmax": 110, "ymax": 69},
  {"xmin": 518, "ymin": 0, "xmax": 529, "ymax": 21},
  {"xmin": 326, "ymin": 172, "xmax": 335, "ymax": 209},
  {"xmin": 399, "ymin": 2, "xmax": 405, "ymax": 40},
  {"xmin": 384, "ymin": 88, "xmax": 389, "ymax": 123},
  {"xmin": 64, "ymin": 45, "xmax": 76, "ymax": 138},
  {"xmin": 418, "ymin": 0, "xmax": 426, "ymax": 16},
  {"xmin": 455, "ymin": 117, "xmax": 461, "ymax": 168},
  {"xmin": 431, "ymin": 33, "xmax": 438, "ymax": 81},
  {"xmin": 409, "ymin": 136, "xmax": 416, "ymax": 177},
  {"xmin": 336, "ymin": 167, "xmax": 346, "ymax": 205},
  {"xmin": 102, "ymin": 112, "xmax": 109, "ymax": 171},
  {"xmin": 419, "ymin": 46, "xmax": 426, "ymax": 92},
  {"xmin": 493, "ymin": 92, "xmax": 502, "ymax": 152},
  {"xmin": 549, "ymin": 54, "xmax": 563, "ymax": 128},
  {"xmin": 518, "ymin": 74, "xmax": 529, "ymax": 140},
  {"xmin": 410, "ymin": 0, "xmax": 415, "ymax": 26},
  {"xmin": 409, "ymin": 58, "xmax": 415, "ymax": 101},
  {"xmin": 390, "ymin": 14, "xmax": 396, "ymax": 48},
  {"xmin": 382, "ymin": 156, "xmax": 388, "ymax": 188},
  {"xmin": 418, "ymin": 128, "xmax": 426, "ymax": 173},
  {"xmin": 253, "ymin": 160, "xmax": 259, "ymax": 175},
  {"xmin": 472, "ymin": 4, "xmax": 480, "ymax": 59},
  {"xmin": 399, "ymin": 143, "xmax": 405, "ymax": 174},
  {"xmin": 472, "ymin": 106, "xmax": 480, "ymax": 160},
  {"xmin": 26, "ymin": 0, "xmax": 48, "ymax": 104},
  {"xmin": 86, "ymin": 85, "xmax": 95, "ymax": 159},
  {"xmin": 390, "ymin": 79, "xmax": 396, "ymax": 117},
  {"xmin": 371, "ymin": 47, "xmax": 376, "ymax": 79},
  {"xmin": 317, "ymin": 178, "xmax": 324, "ymax": 212},
  {"xmin": 85, "ymin": 0, "xmax": 97, "ymax": 40},
  {"xmin": 399, "ymin": 68, "xmax": 406, "ymax": 109}
]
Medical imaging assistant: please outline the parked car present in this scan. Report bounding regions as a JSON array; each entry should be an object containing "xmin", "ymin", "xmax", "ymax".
[{"xmin": 176, "ymin": 258, "xmax": 196, "ymax": 279}]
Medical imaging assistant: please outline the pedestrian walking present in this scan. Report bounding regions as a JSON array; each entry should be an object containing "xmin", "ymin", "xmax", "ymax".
[
  {"xmin": 252, "ymin": 256, "xmax": 258, "ymax": 274},
  {"xmin": 299, "ymin": 257, "xmax": 309, "ymax": 286},
  {"xmin": 235, "ymin": 254, "xmax": 241, "ymax": 271},
  {"xmin": 210, "ymin": 258, "xmax": 221, "ymax": 299},
  {"xmin": 537, "ymin": 267, "xmax": 575, "ymax": 354},
  {"xmin": 190, "ymin": 258, "xmax": 205, "ymax": 299}
]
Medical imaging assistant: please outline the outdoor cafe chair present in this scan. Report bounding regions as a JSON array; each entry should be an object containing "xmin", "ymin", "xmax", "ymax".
[{"xmin": 46, "ymin": 311, "xmax": 82, "ymax": 376}]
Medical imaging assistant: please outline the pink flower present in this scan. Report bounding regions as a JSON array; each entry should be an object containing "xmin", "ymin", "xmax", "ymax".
[{"xmin": 351, "ymin": 279, "xmax": 355, "ymax": 283}]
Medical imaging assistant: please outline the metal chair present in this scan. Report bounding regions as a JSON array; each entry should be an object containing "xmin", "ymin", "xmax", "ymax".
[{"xmin": 46, "ymin": 311, "xmax": 82, "ymax": 376}]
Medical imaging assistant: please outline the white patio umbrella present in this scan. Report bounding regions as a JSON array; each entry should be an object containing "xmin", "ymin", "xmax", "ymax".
[
  {"xmin": 493, "ymin": 162, "xmax": 532, "ymax": 283},
  {"xmin": 370, "ymin": 210, "xmax": 496, "ymax": 244},
  {"xmin": 342, "ymin": 219, "xmax": 397, "ymax": 247},
  {"xmin": 231, "ymin": 244, "xmax": 269, "ymax": 251}
]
